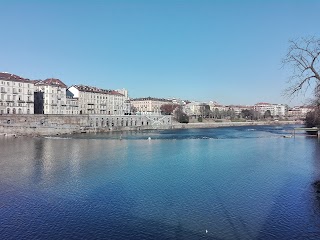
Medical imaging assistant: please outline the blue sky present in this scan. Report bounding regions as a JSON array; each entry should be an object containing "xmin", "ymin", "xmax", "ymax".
[{"xmin": 0, "ymin": 0, "xmax": 319, "ymax": 106}]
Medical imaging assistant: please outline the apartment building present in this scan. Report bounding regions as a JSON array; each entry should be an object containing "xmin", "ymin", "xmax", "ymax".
[
  {"xmin": 254, "ymin": 102, "xmax": 288, "ymax": 116},
  {"xmin": 0, "ymin": 72, "xmax": 34, "ymax": 114},
  {"xmin": 224, "ymin": 105, "xmax": 253, "ymax": 116},
  {"xmin": 68, "ymin": 85, "xmax": 128, "ymax": 115},
  {"xmin": 184, "ymin": 102, "xmax": 204, "ymax": 116},
  {"xmin": 208, "ymin": 101, "xmax": 228, "ymax": 112},
  {"xmin": 34, "ymin": 78, "xmax": 68, "ymax": 114},
  {"xmin": 130, "ymin": 97, "xmax": 171, "ymax": 115},
  {"xmin": 66, "ymin": 95, "xmax": 80, "ymax": 115},
  {"xmin": 287, "ymin": 106, "xmax": 313, "ymax": 118}
]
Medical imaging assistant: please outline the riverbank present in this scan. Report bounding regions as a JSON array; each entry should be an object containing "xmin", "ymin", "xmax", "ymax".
[
  {"xmin": 0, "ymin": 114, "xmax": 172, "ymax": 137},
  {"xmin": 0, "ymin": 114, "xmax": 303, "ymax": 137},
  {"xmin": 171, "ymin": 119, "xmax": 303, "ymax": 129}
]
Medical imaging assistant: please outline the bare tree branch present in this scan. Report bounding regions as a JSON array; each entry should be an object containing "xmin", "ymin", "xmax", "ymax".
[{"xmin": 283, "ymin": 36, "xmax": 320, "ymax": 98}]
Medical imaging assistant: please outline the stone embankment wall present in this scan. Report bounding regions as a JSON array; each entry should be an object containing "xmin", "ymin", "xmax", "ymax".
[{"xmin": 0, "ymin": 114, "xmax": 172, "ymax": 136}]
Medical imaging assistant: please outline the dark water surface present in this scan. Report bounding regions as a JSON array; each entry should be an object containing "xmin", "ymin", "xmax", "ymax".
[{"xmin": 1, "ymin": 125, "xmax": 320, "ymax": 239}]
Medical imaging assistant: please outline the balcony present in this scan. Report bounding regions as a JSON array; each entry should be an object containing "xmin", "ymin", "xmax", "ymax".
[
  {"xmin": 18, "ymin": 100, "xmax": 25, "ymax": 103},
  {"xmin": 27, "ymin": 91, "xmax": 33, "ymax": 95},
  {"xmin": 26, "ymin": 100, "xmax": 34, "ymax": 103},
  {"xmin": 88, "ymin": 103, "xmax": 95, "ymax": 105},
  {"xmin": 1, "ymin": 89, "xmax": 6, "ymax": 93}
]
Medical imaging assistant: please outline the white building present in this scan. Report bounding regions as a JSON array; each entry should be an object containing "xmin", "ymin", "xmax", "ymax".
[
  {"xmin": 68, "ymin": 85, "xmax": 128, "ymax": 115},
  {"xmin": 0, "ymin": 72, "xmax": 34, "ymax": 114},
  {"xmin": 34, "ymin": 78, "xmax": 68, "ymax": 114},
  {"xmin": 66, "ymin": 96, "xmax": 80, "ymax": 115},
  {"xmin": 287, "ymin": 106, "xmax": 313, "ymax": 118},
  {"xmin": 184, "ymin": 101, "xmax": 206, "ymax": 116},
  {"xmin": 227, "ymin": 105, "xmax": 254, "ymax": 116},
  {"xmin": 254, "ymin": 102, "xmax": 288, "ymax": 116},
  {"xmin": 130, "ymin": 97, "xmax": 172, "ymax": 115},
  {"xmin": 208, "ymin": 101, "xmax": 227, "ymax": 112}
]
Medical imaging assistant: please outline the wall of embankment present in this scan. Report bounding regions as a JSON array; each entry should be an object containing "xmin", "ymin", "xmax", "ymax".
[
  {"xmin": 0, "ymin": 114, "xmax": 172, "ymax": 136},
  {"xmin": 0, "ymin": 115, "xmax": 302, "ymax": 137}
]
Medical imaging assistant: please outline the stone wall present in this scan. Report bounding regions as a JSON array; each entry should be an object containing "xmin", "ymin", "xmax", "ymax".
[{"xmin": 0, "ymin": 114, "xmax": 172, "ymax": 136}]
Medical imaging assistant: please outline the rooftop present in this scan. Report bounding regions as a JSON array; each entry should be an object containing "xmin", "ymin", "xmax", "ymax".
[
  {"xmin": 131, "ymin": 97, "xmax": 171, "ymax": 102},
  {"xmin": 33, "ymin": 78, "xmax": 67, "ymax": 88},
  {"xmin": 0, "ymin": 72, "xmax": 32, "ymax": 83},
  {"xmin": 71, "ymin": 85, "xmax": 124, "ymax": 96}
]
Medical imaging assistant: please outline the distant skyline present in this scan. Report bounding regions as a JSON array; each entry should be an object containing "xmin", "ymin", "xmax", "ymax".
[{"xmin": 1, "ymin": 0, "xmax": 319, "ymax": 106}]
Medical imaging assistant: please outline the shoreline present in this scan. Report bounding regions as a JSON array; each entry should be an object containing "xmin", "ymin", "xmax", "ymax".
[
  {"xmin": 0, "ymin": 119, "xmax": 303, "ymax": 138},
  {"xmin": 171, "ymin": 120, "xmax": 303, "ymax": 130}
]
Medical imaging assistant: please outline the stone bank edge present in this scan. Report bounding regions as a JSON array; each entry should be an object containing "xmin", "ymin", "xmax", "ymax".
[
  {"xmin": 0, "ymin": 115, "xmax": 301, "ymax": 137},
  {"xmin": 0, "ymin": 114, "xmax": 172, "ymax": 137}
]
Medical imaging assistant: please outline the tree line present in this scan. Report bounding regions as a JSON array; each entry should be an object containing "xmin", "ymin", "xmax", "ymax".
[{"xmin": 160, "ymin": 103, "xmax": 276, "ymax": 123}]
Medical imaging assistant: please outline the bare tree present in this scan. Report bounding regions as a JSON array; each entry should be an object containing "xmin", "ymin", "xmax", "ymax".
[{"xmin": 283, "ymin": 37, "xmax": 320, "ymax": 97}]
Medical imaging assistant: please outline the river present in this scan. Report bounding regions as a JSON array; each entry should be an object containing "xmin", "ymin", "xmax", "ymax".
[{"xmin": 1, "ymin": 125, "xmax": 320, "ymax": 239}]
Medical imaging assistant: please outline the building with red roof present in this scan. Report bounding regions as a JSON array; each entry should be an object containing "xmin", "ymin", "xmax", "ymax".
[
  {"xmin": 68, "ymin": 85, "xmax": 129, "ymax": 115},
  {"xmin": 0, "ymin": 72, "xmax": 35, "ymax": 114}
]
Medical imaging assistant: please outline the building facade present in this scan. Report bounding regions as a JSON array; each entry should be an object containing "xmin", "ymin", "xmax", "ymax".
[
  {"xmin": 34, "ymin": 78, "xmax": 68, "ymax": 114},
  {"xmin": 0, "ymin": 72, "xmax": 34, "ymax": 115},
  {"xmin": 254, "ymin": 102, "xmax": 288, "ymax": 117},
  {"xmin": 68, "ymin": 85, "xmax": 128, "ymax": 115},
  {"xmin": 287, "ymin": 106, "xmax": 313, "ymax": 119},
  {"xmin": 130, "ymin": 97, "xmax": 172, "ymax": 115}
]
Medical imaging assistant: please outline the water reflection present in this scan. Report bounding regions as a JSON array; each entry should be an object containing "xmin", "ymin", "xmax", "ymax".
[{"xmin": 1, "ymin": 125, "xmax": 320, "ymax": 239}]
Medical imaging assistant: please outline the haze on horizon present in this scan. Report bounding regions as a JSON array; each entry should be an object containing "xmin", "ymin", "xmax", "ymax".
[{"xmin": 0, "ymin": 0, "xmax": 319, "ymax": 107}]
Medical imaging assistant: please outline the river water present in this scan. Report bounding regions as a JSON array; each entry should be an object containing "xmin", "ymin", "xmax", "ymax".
[{"xmin": 1, "ymin": 125, "xmax": 320, "ymax": 239}]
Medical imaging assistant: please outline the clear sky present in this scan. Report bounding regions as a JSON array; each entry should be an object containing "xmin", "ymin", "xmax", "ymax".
[{"xmin": 0, "ymin": 0, "xmax": 319, "ymax": 106}]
